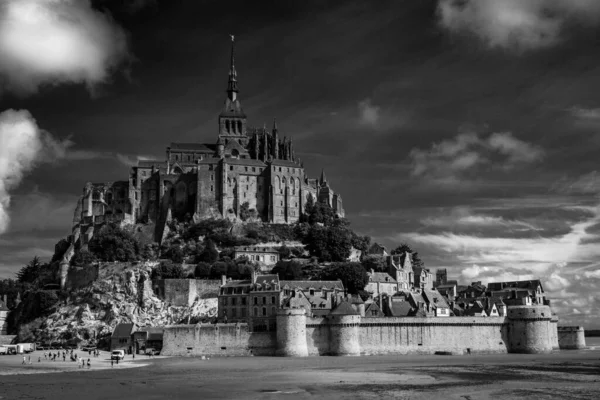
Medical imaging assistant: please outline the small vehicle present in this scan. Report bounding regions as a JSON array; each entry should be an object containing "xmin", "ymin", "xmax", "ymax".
[
  {"xmin": 0, "ymin": 346, "xmax": 8, "ymax": 355},
  {"xmin": 81, "ymin": 345, "xmax": 97, "ymax": 352},
  {"xmin": 111, "ymin": 350, "xmax": 125, "ymax": 360},
  {"xmin": 20, "ymin": 343, "xmax": 36, "ymax": 353}
]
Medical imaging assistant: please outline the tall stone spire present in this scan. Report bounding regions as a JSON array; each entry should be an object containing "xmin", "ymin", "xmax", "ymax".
[
  {"xmin": 320, "ymin": 169, "xmax": 327, "ymax": 186},
  {"xmin": 227, "ymin": 34, "xmax": 238, "ymax": 101}
]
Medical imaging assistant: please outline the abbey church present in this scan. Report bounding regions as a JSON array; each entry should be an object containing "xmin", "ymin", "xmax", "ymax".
[{"xmin": 72, "ymin": 39, "xmax": 344, "ymax": 244}]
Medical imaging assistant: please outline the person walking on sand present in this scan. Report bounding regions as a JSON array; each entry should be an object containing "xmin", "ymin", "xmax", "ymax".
[
  {"xmin": 82, "ymin": 359, "xmax": 85, "ymax": 369},
  {"xmin": 22, "ymin": 356, "xmax": 26, "ymax": 365},
  {"xmin": 87, "ymin": 358, "xmax": 90, "ymax": 369},
  {"xmin": 28, "ymin": 355, "xmax": 32, "ymax": 364},
  {"xmin": 111, "ymin": 359, "xmax": 114, "ymax": 368},
  {"xmin": 38, "ymin": 356, "xmax": 41, "ymax": 363},
  {"xmin": 44, "ymin": 351, "xmax": 47, "ymax": 360},
  {"xmin": 63, "ymin": 353, "xmax": 66, "ymax": 362}
]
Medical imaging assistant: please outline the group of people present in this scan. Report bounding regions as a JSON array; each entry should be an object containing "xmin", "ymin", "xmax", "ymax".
[{"xmin": 43, "ymin": 349, "xmax": 72, "ymax": 362}]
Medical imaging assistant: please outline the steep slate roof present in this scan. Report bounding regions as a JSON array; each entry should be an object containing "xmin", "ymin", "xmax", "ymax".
[
  {"xmin": 112, "ymin": 323, "xmax": 134, "ymax": 338},
  {"xmin": 423, "ymin": 289, "xmax": 450, "ymax": 309},
  {"xmin": 225, "ymin": 158, "xmax": 267, "ymax": 167},
  {"xmin": 487, "ymin": 280, "xmax": 543, "ymax": 292},
  {"xmin": 280, "ymin": 280, "xmax": 344, "ymax": 291},
  {"xmin": 364, "ymin": 301, "xmax": 384, "ymax": 317},
  {"xmin": 271, "ymin": 159, "xmax": 301, "ymax": 167},
  {"xmin": 389, "ymin": 300, "xmax": 413, "ymax": 317},
  {"xmin": 330, "ymin": 301, "xmax": 359, "ymax": 315},
  {"xmin": 221, "ymin": 279, "xmax": 252, "ymax": 288},
  {"xmin": 136, "ymin": 160, "xmax": 166, "ymax": 169},
  {"xmin": 169, "ymin": 142, "xmax": 216, "ymax": 152},
  {"xmin": 368, "ymin": 272, "xmax": 397, "ymax": 283},
  {"xmin": 255, "ymin": 275, "xmax": 280, "ymax": 286},
  {"xmin": 235, "ymin": 246, "xmax": 279, "ymax": 253}
]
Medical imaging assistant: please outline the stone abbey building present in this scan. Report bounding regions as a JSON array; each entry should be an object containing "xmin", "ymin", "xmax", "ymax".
[{"xmin": 72, "ymin": 38, "xmax": 344, "ymax": 244}]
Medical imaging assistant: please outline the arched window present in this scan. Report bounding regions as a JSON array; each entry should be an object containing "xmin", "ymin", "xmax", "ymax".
[
  {"xmin": 253, "ymin": 297, "xmax": 258, "ymax": 305},
  {"xmin": 238, "ymin": 121, "xmax": 242, "ymax": 133},
  {"xmin": 225, "ymin": 120, "xmax": 230, "ymax": 132},
  {"xmin": 231, "ymin": 149, "xmax": 239, "ymax": 158},
  {"xmin": 262, "ymin": 307, "xmax": 267, "ymax": 316},
  {"xmin": 271, "ymin": 296, "xmax": 275, "ymax": 304},
  {"xmin": 262, "ymin": 297, "xmax": 267, "ymax": 304}
]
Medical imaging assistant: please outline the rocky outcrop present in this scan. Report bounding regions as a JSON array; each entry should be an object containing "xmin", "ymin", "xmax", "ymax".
[{"xmin": 17, "ymin": 262, "xmax": 217, "ymax": 346}]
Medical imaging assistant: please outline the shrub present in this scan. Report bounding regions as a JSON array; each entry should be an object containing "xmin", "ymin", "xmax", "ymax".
[
  {"xmin": 88, "ymin": 224, "xmax": 141, "ymax": 262},
  {"xmin": 194, "ymin": 262, "xmax": 211, "ymax": 279},
  {"xmin": 151, "ymin": 262, "xmax": 186, "ymax": 280}
]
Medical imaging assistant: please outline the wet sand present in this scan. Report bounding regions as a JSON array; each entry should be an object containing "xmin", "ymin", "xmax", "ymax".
[{"xmin": 1, "ymin": 350, "xmax": 599, "ymax": 399}]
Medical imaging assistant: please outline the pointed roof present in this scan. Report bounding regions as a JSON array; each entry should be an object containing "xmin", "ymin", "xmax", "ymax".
[
  {"xmin": 320, "ymin": 169, "xmax": 327, "ymax": 185},
  {"xmin": 227, "ymin": 34, "xmax": 238, "ymax": 98},
  {"xmin": 330, "ymin": 301, "xmax": 359, "ymax": 315}
]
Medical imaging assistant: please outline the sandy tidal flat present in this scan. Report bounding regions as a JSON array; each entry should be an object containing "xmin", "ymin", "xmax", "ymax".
[{"xmin": 0, "ymin": 350, "xmax": 599, "ymax": 399}]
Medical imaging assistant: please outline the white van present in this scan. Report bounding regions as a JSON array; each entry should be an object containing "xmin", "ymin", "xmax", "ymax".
[{"xmin": 111, "ymin": 350, "xmax": 125, "ymax": 360}]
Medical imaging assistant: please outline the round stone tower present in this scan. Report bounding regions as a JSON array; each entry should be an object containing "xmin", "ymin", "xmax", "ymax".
[
  {"xmin": 328, "ymin": 302, "xmax": 361, "ymax": 356},
  {"xmin": 507, "ymin": 305, "xmax": 553, "ymax": 354},
  {"xmin": 557, "ymin": 326, "xmax": 586, "ymax": 349},
  {"xmin": 550, "ymin": 314, "xmax": 560, "ymax": 350},
  {"xmin": 276, "ymin": 308, "xmax": 308, "ymax": 357}
]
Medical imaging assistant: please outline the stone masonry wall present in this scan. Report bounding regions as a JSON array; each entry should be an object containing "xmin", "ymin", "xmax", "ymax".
[
  {"xmin": 156, "ymin": 279, "xmax": 221, "ymax": 307},
  {"xmin": 161, "ymin": 323, "xmax": 276, "ymax": 356},
  {"xmin": 557, "ymin": 326, "xmax": 586, "ymax": 349}
]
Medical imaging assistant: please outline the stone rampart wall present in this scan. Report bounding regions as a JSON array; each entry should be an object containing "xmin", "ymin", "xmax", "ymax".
[
  {"xmin": 161, "ymin": 323, "xmax": 276, "ymax": 356},
  {"xmin": 557, "ymin": 326, "xmax": 586, "ymax": 349},
  {"xmin": 193, "ymin": 280, "xmax": 221, "ymax": 299},
  {"xmin": 304, "ymin": 317, "xmax": 508, "ymax": 355},
  {"xmin": 155, "ymin": 279, "xmax": 221, "ymax": 307}
]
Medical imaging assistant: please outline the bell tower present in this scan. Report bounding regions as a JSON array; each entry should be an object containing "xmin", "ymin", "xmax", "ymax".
[{"xmin": 218, "ymin": 35, "xmax": 248, "ymax": 146}]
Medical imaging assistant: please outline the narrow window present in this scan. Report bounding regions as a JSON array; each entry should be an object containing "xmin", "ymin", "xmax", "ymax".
[
  {"xmin": 230, "ymin": 166, "xmax": 233, "ymax": 171},
  {"xmin": 263, "ymin": 297, "xmax": 267, "ymax": 304},
  {"xmin": 262, "ymin": 307, "xmax": 267, "ymax": 316}
]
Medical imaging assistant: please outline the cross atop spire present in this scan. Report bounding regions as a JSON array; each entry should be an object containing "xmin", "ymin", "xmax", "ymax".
[{"xmin": 227, "ymin": 34, "xmax": 238, "ymax": 100}]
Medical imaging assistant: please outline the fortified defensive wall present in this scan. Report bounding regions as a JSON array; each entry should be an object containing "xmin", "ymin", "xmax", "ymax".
[
  {"xmin": 557, "ymin": 326, "xmax": 586, "ymax": 349},
  {"xmin": 161, "ymin": 304, "xmax": 580, "ymax": 357}
]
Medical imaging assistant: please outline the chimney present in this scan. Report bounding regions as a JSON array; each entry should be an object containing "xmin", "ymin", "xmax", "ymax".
[{"xmin": 221, "ymin": 275, "xmax": 227, "ymax": 286}]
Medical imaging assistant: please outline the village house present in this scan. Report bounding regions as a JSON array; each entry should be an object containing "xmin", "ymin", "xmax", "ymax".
[
  {"xmin": 487, "ymin": 280, "xmax": 546, "ymax": 305},
  {"xmin": 414, "ymin": 267, "xmax": 434, "ymax": 290},
  {"xmin": 386, "ymin": 252, "xmax": 414, "ymax": 290},
  {"xmin": 132, "ymin": 327, "xmax": 164, "ymax": 354},
  {"xmin": 233, "ymin": 246, "xmax": 279, "ymax": 266},
  {"xmin": 218, "ymin": 272, "xmax": 345, "ymax": 330},
  {"xmin": 365, "ymin": 269, "xmax": 399, "ymax": 297},
  {"xmin": 111, "ymin": 323, "xmax": 135, "ymax": 352},
  {"xmin": 0, "ymin": 297, "xmax": 9, "ymax": 335}
]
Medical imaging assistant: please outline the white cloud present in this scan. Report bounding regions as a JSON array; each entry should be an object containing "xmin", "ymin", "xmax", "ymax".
[
  {"xmin": 0, "ymin": 109, "xmax": 72, "ymax": 234},
  {"xmin": 409, "ymin": 131, "xmax": 543, "ymax": 182},
  {"xmin": 358, "ymin": 98, "xmax": 380, "ymax": 126},
  {"xmin": 437, "ymin": 0, "xmax": 600, "ymax": 51},
  {"xmin": 0, "ymin": 0, "xmax": 129, "ymax": 96},
  {"xmin": 421, "ymin": 207, "xmax": 539, "ymax": 231},
  {"xmin": 569, "ymin": 106, "xmax": 600, "ymax": 120}
]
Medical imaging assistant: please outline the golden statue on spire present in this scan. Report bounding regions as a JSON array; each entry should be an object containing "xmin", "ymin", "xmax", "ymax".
[{"xmin": 230, "ymin": 34, "xmax": 235, "ymax": 42}]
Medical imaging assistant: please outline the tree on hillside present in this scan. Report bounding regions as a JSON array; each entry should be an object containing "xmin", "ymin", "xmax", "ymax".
[
  {"xmin": 88, "ymin": 224, "xmax": 141, "ymax": 262},
  {"xmin": 17, "ymin": 257, "xmax": 44, "ymax": 284},
  {"xmin": 391, "ymin": 243, "xmax": 424, "ymax": 268},
  {"xmin": 151, "ymin": 261, "xmax": 186, "ymax": 280},
  {"xmin": 303, "ymin": 224, "xmax": 353, "ymax": 262},
  {"xmin": 71, "ymin": 249, "xmax": 97, "ymax": 266},
  {"xmin": 194, "ymin": 262, "xmax": 212, "ymax": 279},
  {"xmin": 361, "ymin": 254, "xmax": 387, "ymax": 273},
  {"xmin": 320, "ymin": 262, "xmax": 368, "ymax": 294},
  {"xmin": 271, "ymin": 260, "xmax": 304, "ymax": 280},
  {"xmin": 197, "ymin": 240, "xmax": 219, "ymax": 264},
  {"xmin": 278, "ymin": 245, "xmax": 291, "ymax": 260}
]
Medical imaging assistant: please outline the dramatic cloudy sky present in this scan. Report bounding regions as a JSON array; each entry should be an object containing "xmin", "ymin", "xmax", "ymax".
[{"xmin": 1, "ymin": 0, "xmax": 599, "ymax": 327}]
